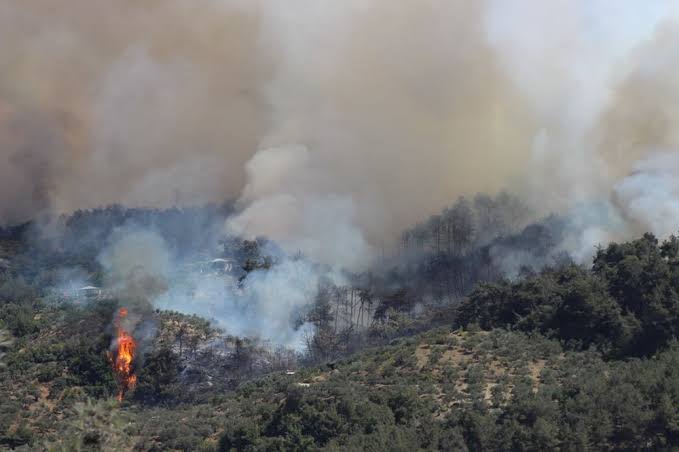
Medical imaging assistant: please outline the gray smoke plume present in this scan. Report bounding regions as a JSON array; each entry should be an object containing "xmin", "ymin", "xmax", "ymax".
[
  {"xmin": 154, "ymin": 257, "xmax": 322, "ymax": 349},
  {"xmin": 97, "ymin": 224, "xmax": 332, "ymax": 349},
  {"xmin": 0, "ymin": 0, "xmax": 268, "ymax": 221},
  {"xmin": 98, "ymin": 226, "xmax": 172, "ymax": 302},
  {"xmin": 3, "ymin": 0, "xmax": 679, "ymax": 267},
  {"xmin": 225, "ymin": 146, "xmax": 375, "ymax": 269},
  {"xmin": 0, "ymin": 0, "xmax": 532, "ymax": 257},
  {"xmin": 612, "ymin": 152, "xmax": 679, "ymax": 239}
]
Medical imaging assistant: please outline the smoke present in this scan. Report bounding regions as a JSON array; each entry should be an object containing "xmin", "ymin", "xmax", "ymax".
[
  {"xmin": 226, "ymin": 146, "xmax": 374, "ymax": 268},
  {"xmin": 484, "ymin": 1, "xmax": 679, "ymax": 255},
  {"xmin": 3, "ymin": 0, "xmax": 679, "ymax": 267},
  {"xmin": 238, "ymin": 1, "xmax": 534, "ymax": 264},
  {"xmin": 97, "ymin": 224, "xmax": 329, "ymax": 349},
  {"xmin": 154, "ymin": 258, "xmax": 321, "ymax": 349},
  {"xmin": 97, "ymin": 226, "xmax": 171, "ymax": 361},
  {"xmin": 0, "ymin": 0, "xmax": 267, "ymax": 221},
  {"xmin": 613, "ymin": 152, "xmax": 679, "ymax": 238},
  {"xmin": 0, "ymin": 0, "xmax": 531, "ymax": 261},
  {"xmin": 595, "ymin": 22, "xmax": 679, "ymax": 180},
  {"xmin": 11, "ymin": 0, "xmax": 679, "ymax": 351},
  {"xmin": 98, "ymin": 226, "xmax": 171, "ymax": 302}
]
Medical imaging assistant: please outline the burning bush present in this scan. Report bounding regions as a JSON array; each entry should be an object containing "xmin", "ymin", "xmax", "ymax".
[{"xmin": 108, "ymin": 308, "xmax": 137, "ymax": 401}]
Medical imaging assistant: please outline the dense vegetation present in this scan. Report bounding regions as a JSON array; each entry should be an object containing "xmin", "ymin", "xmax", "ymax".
[
  {"xmin": 459, "ymin": 233, "xmax": 679, "ymax": 358},
  {"xmin": 0, "ymin": 204, "xmax": 678, "ymax": 450}
]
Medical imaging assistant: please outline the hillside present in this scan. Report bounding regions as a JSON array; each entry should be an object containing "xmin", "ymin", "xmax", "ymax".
[
  {"xmin": 3, "ymin": 306, "xmax": 677, "ymax": 450},
  {"xmin": 1, "ymin": 212, "xmax": 679, "ymax": 450}
]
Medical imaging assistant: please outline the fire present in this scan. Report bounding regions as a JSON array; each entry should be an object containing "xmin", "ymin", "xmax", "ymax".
[{"xmin": 110, "ymin": 307, "xmax": 137, "ymax": 401}]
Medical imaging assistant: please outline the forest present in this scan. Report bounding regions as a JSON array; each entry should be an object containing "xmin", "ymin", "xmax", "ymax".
[{"xmin": 0, "ymin": 198, "xmax": 678, "ymax": 450}]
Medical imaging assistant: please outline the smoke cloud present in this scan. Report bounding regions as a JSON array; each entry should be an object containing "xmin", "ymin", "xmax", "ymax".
[
  {"xmin": 98, "ymin": 225, "xmax": 329, "ymax": 349},
  {"xmin": 154, "ymin": 257, "xmax": 321, "ymax": 349},
  {"xmin": 613, "ymin": 152, "xmax": 679, "ymax": 238},
  {"xmin": 98, "ymin": 226, "xmax": 172, "ymax": 301},
  {"xmin": 225, "ymin": 146, "xmax": 374, "ymax": 268},
  {"xmin": 0, "ymin": 0, "xmax": 267, "ymax": 220},
  {"xmin": 3, "ymin": 0, "xmax": 679, "ymax": 265}
]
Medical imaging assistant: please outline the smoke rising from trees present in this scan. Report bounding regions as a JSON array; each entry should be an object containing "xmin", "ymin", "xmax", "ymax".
[{"xmin": 2, "ymin": 0, "xmax": 679, "ymax": 265}]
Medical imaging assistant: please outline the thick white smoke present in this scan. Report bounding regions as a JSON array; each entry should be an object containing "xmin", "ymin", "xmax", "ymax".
[
  {"xmin": 613, "ymin": 152, "xmax": 679, "ymax": 238},
  {"xmin": 4, "ymin": 0, "xmax": 679, "ymax": 284},
  {"xmin": 98, "ymin": 227, "xmax": 172, "ymax": 301},
  {"xmin": 98, "ymin": 225, "xmax": 332, "ymax": 349},
  {"xmin": 154, "ymin": 258, "xmax": 321, "ymax": 349},
  {"xmin": 226, "ymin": 146, "xmax": 374, "ymax": 269}
]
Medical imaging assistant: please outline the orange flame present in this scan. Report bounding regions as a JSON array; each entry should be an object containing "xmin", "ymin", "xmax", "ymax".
[{"xmin": 110, "ymin": 307, "xmax": 137, "ymax": 401}]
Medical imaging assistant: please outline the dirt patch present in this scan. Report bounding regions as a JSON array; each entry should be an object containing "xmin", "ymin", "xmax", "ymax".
[
  {"xmin": 528, "ymin": 359, "xmax": 546, "ymax": 392},
  {"xmin": 312, "ymin": 373, "xmax": 328, "ymax": 383},
  {"xmin": 440, "ymin": 347, "xmax": 472, "ymax": 366},
  {"xmin": 415, "ymin": 345, "xmax": 431, "ymax": 369}
]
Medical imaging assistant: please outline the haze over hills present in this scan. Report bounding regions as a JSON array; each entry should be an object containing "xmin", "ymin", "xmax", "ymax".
[{"xmin": 3, "ymin": 0, "xmax": 679, "ymax": 262}]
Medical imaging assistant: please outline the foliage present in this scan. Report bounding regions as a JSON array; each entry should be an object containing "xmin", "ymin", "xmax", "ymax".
[
  {"xmin": 1, "ymin": 205, "xmax": 679, "ymax": 450},
  {"xmin": 459, "ymin": 233, "xmax": 679, "ymax": 357}
]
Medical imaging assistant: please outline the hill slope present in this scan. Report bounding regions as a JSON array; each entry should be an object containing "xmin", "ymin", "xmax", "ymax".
[{"xmin": 5, "ymin": 313, "xmax": 676, "ymax": 451}]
